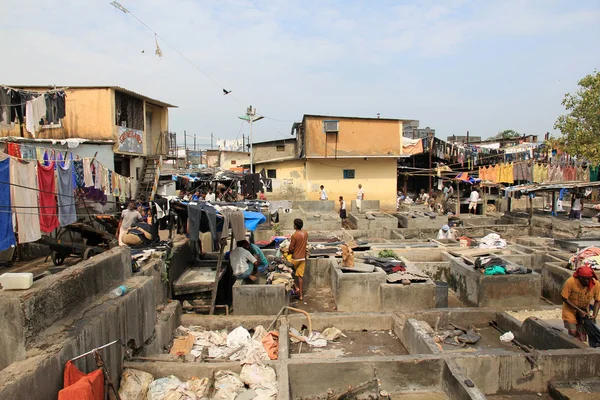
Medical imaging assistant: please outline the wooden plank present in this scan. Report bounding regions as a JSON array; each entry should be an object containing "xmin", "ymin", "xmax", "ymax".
[
  {"xmin": 448, "ymin": 248, "xmax": 503, "ymax": 258},
  {"xmin": 209, "ymin": 235, "xmax": 229, "ymax": 315}
]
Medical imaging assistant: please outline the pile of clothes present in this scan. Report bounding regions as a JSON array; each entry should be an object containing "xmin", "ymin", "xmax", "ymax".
[
  {"xmin": 474, "ymin": 256, "xmax": 530, "ymax": 275},
  {"xmin": 568, "ymin": 246, "xmax": 600, "ymax": 270},
  {"xmin": 265, "ymin": 261, "xmax": 296, "ymax": 292},
  {"xmin": 477, "ymin": 233, "xmax": 507, "ymax": 249}
]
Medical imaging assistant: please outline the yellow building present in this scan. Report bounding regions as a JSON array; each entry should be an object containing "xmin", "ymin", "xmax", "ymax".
[
  {"xmin": 0, "ymin": 86, "xmax": 176, "ymax": 198},
  {"xmin": 253, "ymin": 115, "xmax": 412, "ymax": 210}
]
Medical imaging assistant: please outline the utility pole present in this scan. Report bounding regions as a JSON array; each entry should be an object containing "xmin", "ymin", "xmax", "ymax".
[
  {"xmin": 184, "ymin": 130, "xmax": 187, "ymax": 168},
  {"xmin": 194, "ymin": 134, "xmax": 197, "ymax": 153},
  {"xmin": 428, "ymin": 131, "xmax": 433, "ymax": 195},
  {"xmin": 238, "ymin": 106, "xmax": 264, "ymax": 174}
]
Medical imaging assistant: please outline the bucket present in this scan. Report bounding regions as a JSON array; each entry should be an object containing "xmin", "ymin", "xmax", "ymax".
[{"xmin": 435, "ymin": 281, "xmax": 449, "ymax": 308}]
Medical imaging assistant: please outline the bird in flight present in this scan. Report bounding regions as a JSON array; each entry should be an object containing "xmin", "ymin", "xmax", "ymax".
[{"xmin": 223, "ymin": 89, "xmax": 231, "ymax": 95}]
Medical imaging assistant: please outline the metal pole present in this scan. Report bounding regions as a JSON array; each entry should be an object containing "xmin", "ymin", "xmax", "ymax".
[
  {"xmin": 250, "ymin": 117, "xmax": 253, "ymax": 173},
  {"xmin": 211, "ymin": 133, "xmax": 213, "ymax": 150},
  {"xmin": 184, "ymin": 130, "xmax": 187, "ymax": 168},
  {"xmin": 428, "ymin": 132, "xmax": 433, "ymax": 195},
  {"xmin": 194, "ymin": 134, "xmax": 196, "ymax": 152}
]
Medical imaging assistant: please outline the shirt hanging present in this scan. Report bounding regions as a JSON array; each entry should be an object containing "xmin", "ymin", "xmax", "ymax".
[
  {"xmin": 37, "ymin": 161, "xmax": 60, "ymax": 233},
  {"xmin": 0, "ymin": 158, "xmax": 17, "ymax": 251},
  {"xmin": 25, "ymin": 95, "xmax": 47, "ymax": 136},
  {"xmin": 10, "ymin": 159, "xmax": 41, "ymax": 244},
  {"xmin": 73, "ymin": 160, "xmax": 85, "ymax": 188},
  {"xmin": 82, "ymin": 159, "xmax": 94, "ymax": 187},
  {"xmin": 58, "ymin": 160, "xmax": 77, "ymax": 227}
]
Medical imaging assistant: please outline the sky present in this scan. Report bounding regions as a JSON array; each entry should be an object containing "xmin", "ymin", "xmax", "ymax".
[{"xmin": 1, "ymin": 0, "xmax": 599, "ymax": 147}]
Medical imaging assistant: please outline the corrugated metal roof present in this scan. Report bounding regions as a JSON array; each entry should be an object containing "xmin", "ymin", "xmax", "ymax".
[{"xmin": 7, "ymin": 85, "xmax": 177, "ymax": 108}]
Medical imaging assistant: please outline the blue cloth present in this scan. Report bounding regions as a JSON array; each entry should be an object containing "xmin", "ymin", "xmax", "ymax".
[
  {"xmin": 559, "ymin": 188, "xmax": 569, "ymax": 201},
  {"xmin": 191, "ymin": 194, "xmax": 200, "ymax": 201},
  {"xmin": 0, "ymin": 159, "xmax": 16, "ymax": 251},
  {"xmin": 243, "ymin": 211, "xmax": 266, "ymax": 231},
  {"xmin": 250, "ymin": 243, "xmax": 269, "ymax": 273}
]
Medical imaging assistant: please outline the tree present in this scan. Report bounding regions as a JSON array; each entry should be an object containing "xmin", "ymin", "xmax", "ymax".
[
  {"xmin": 494, "ymin": 129, "xmax": 521, "ymax": 139},
  {"xmin": 554, "ymin": 70, "xmax": 600, "ymax": 164}
]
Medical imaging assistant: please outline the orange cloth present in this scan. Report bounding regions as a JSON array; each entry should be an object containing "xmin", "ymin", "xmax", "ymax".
[
  {"xmin": 262, "ymin": 331, "xmax": 279, "ymax": 360},
  {"xmin": 561, "ymin": 276, "xmax": 600, "ymax": 324},
  {"xmin": 58, "ymin": 360, "xmax": 104, "ymax": 400}
]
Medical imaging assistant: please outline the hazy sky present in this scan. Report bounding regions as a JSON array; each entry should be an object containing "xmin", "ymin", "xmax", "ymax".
[{"xmin": 2, "ymin": 0, "xmax": 599, "ymax": 146}]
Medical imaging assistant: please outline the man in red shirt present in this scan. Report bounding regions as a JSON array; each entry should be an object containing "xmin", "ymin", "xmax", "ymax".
[{"xmin": 288, "ymin": 218, "xmax": 308, "ymax": 300}]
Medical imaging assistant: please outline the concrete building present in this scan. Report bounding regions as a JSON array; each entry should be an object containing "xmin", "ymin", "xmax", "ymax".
[
  {"xmin": 403, "ymin": 120, "xmax": 435, "ymax": 139},
  {"xmin": 0, "ymin": 86, "xmax": 176, "ymax": 198},
  {"xmin": 254, "ymin": 114, "xmax": 413, "ymax": 210},
  {"xmin": 205, "ymin": 149, "xmax": 250, "ymax": 171},
  {"xmin": 447, "ymin": 134, "xmax": 482, "ymax": 144}
]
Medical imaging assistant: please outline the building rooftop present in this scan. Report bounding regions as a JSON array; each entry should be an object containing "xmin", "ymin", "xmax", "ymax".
[
  {"xmin": 303, "ymin": 114, "xmax": 414, "ymax": 123},
  {"xmin": 7, "ymin": 85, "xmax": 177, "ymax": 108}
]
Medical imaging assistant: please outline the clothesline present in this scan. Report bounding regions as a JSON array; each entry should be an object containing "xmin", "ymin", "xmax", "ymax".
[{"xmin": 0, "ymin": 84, "xmax": 69, "ymax": 95}]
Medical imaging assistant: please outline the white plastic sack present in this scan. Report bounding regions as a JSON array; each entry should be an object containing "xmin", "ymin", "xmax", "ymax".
[
  {"xmin": 305, "ymin": 332, "xmax": 327, "ymax": 348},
  {"xmin": 186, "ymin": 377, "xmax": 210, "ymax": 398},
  {"xmin": 227, "ymin": 326, "xmax": 251, "ymax": 348},
  {"xmin": 118, "ymin": 368, "xmax": 154, "ymax": 400},
  {"xmin": 147, "ymin": 376, "xmax": 183, "ymax": 400},
  {"xmin": 500, "ymin": 331, "xmax": 514, "ymax": 343},
  {"xmin": 252, "ymin": 325, "xmax": 268, "ymax": 341},
  {"xmin": 231, "ymin": 339, "xmax": 270, "ymax": 363},
  {"xmin": 321, "ymin": 327, "xmax": 345, "ymax": 341},
  {"xmin": 213, "ymin": 370, "xmax": 245, "ymax": 400},
  {"xmin": 240, "ymin": 364, "xmax": 278, "ymax": 400}
]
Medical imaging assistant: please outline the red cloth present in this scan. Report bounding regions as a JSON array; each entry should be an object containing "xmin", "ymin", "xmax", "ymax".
[
  {"xmin": 37, "ymin": 161, "xmax": 60, "ymax": 233},
  {"xmin": 573, "ymin": 266, "xmax": 598, "ymax": 289},
  {"xmin": 6, "ymin": 143, "xmax": 21, "ymax": 158},
  {"xmin": 58, "ymin": 360, "xmax": 104, "ymax": 400}
]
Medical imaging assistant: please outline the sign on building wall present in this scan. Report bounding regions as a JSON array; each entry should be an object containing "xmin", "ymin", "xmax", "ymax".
[{"xmin": 118, "ymin": 126, "xmax": 144, "ymax": 153}]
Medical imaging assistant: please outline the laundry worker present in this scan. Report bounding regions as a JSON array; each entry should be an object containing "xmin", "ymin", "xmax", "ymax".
[
  {"xmin": 443, "ymin": 182, "xmax": 454, "ymax": 201},
  {"xmin": 289, "ymin": 218, "xmax": 308, "ymax": 300},
  {"xmin": 205, "ymin": 188, "xmax": 216, "ymax": 202},
  {"xmin": 469, "ymin": 187, "xmax": 480, "ymax": 214},
  {"xmin": 319, "ymin": 185, "xmax": 328, "ymax": 200},
  {"xmin": 437, "ymin": 224, "xmax": 457, "ymax": 240},
  {"xmin": 230, "ymin": 240, "xmax": 260, "ymax": 281},
  {"xmin": 249, "ymin": 242, "xmax": 269, "ymax": 274},
  {"xmin": 117, "ymin": 200, "xmax": 142, "ymax": 246},
  {"xmin": 191, "ymin": 189, "xmax": 201, "ymax": 201},
  {"xmin": 416, "ymin": 189, "xmax": 429, "ymax": 204},
  {"xmin": 561, "ymin": 265, "xmax": 600, "ymax": 342},
  {"xmin": 569, "ymin": 193, "xmax": 584, "ymax": 220},
  {"xmin": 259, "ymin": 190, "xmax": 267, "ymax": 201},
  {"xmin": 339, "ymin": 196, "xmax": 347, "ymax": 227},
  {"xmin": 357, "ymin": 184, "xmax": 365, "ymax": 200}
]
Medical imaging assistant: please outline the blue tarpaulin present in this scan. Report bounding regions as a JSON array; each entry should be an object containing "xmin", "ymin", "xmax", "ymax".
[{"xmin": 243, "ymin": 211, "xmax": 266, "ymax": 231}]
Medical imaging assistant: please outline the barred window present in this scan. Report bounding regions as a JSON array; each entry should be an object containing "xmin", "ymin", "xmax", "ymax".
[{"xmin": 115, "ymin": 91, "xmax": 144, "ymax": 130}]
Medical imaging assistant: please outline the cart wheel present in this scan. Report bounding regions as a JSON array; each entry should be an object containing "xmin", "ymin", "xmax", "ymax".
[
  {"xmin": 51, "ymin": 251, "xmax": 66, "ymax": 266},
  {"xmin": 83, "ymin": 248, "xmax": 99, "ymax": 260}
]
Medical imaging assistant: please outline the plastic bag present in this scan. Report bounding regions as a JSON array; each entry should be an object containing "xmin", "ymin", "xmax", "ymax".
[
  {"xmin": 118, "ymin": 368, "xmax": 154, "ymax": 400},
  {"xmin": 213, "ymin": 371, "xmax": 245, "ymax": 400},
  {"xmin": 227, "ymin": 326, "xmax": 251, "ymax": 348},
  {"xmin": 147, "ymin": 376, "xmax": 183, "ymax": 400},
  {"xmin": 240, "ymin": 364, "xmax": 278, "ymax": 400},
  {"xmin": 500, "ymin": 331, "xmax": 514, "ymax": 343},
  {"xmin": 261, "ymin": 331, "xmax": 279, "ymax": 360}
]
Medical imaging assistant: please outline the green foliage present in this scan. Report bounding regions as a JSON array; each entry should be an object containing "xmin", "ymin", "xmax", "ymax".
[
  {"xmin": 494, "ymin": 129, "xmax": 521, "ymax": 139},
  {"xmin": 378, "ymin": 249, "xmax": 398, "ymax": 259},
  {"xmin": 554, "ymin": 70, "xmax": 600, "ymax": 164},
  {"xmin": 273, "ymin": 223, "xmax": 283, "ymax": 236}
]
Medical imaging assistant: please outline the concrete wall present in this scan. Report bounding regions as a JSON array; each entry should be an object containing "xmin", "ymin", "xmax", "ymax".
[
  {"xmin": 232, "ymin": 281, "xmax": 289, "ymax": 315},
  {"xmin": 303, "ymin": 116, "xmax": 404, "ymax": 157},
  {"xmin": 380, "ymin": 282, "xmax": 436, "ymax": 312},
  {"xmin": 331, "ymin": 265, "xmax": 386, "ymax": 312},
  {"xmin": 259, "ymin": 160, "xmax": 306, "ymax": 200},
  {"xmin": 0, "ymin": 297, "xmax": 25, "ymax": 371},
  {"xmin": 1, "ymin": 88, "xmax": 113, "ymax": 140},
  {"xmin": 350, "ymin": 199, "xmax": 380, "ymax": 212},
  {"xmin": 306, "ymin": 158, "xmax": 397, "ymax": 210},
  {"xmin": 541, "ymin": 262, "xmax": 572, "ymax": 304},
  {"xmin": 304, "ymin": 257, "xmax": 333, "ymax": 291},
  {"xmin": 253, "ymin": 141, "xmax": 297, "ymax": 163}
]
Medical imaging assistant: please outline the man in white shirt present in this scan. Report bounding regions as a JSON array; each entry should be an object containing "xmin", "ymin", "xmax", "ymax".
[
  {"xmin": 319, "ymin": 185, "xmax": 328, "ymax": 200},
  {"xmin": 417, "ymin": 189, "xmax": 429, "ymax": 204},
  {"xmin": 356, "ymin": 184, "xmax": 364, "ymax": 212},
  {"xmin": 437, "ymin": 224, "xmax": 457, "ymax": 240},
  {"xmin": 230, "ymin": 240, "xmax": 259, "ymax": 281},
  {"xmin": 205, "ymin": 188, "xmax": 216, "ymax": 202},
  {"xmin": 469, "ymin": 188, "xmax": 480, "ymax": 214}
]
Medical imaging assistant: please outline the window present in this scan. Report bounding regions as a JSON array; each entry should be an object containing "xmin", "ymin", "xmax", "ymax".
[
  {"xmin": 323, "ymin": 120, "xmax": 339, "ymax": 133},
  {"xmin": 231, "ymin": 160, "xmax": 237, "ymax": 165},
  {"xmin": 276, "ymin": 145, "xmax": 285, "ymax": 152},
  {"xmin": 115, "ymin": 91, "xmax": 144, "ymax": 130},
  {"xmin": 267, "ymin": 169, "xmax": 277, "ymax": 179},
  {"xmin": 343, "ymin": 169, "xmax": 355, "ymax": 179}
]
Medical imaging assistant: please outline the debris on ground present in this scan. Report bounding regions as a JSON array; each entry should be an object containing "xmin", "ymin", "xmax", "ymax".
[
  {"xmin": 500, "ymin": 331, "xmax": 515, "ymax": 343},
  {"xmin": 118, "ymin": 368, "xmax": 154, "ymax": 400},
  {"xmin": 289, "ymin": 326, "xmax": 346, "ymax": 348},
  {"xmin": 429, "ymin": 323, "xmax": 481, "ymax": 348}
]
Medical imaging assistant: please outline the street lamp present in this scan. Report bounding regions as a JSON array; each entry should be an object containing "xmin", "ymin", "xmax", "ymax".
[{"xmin": 238, "ymin": 105, "xmax": 264, "ymax": 173}]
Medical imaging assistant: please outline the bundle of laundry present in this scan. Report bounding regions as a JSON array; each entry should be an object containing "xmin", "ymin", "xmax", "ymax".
[
  {"xmin": 122, "ymin": 222, "xmax": 159, "ymax": 247},
  {"xmin": 362, "ymin": 256, "xmax": 406, "ymax": 274}
]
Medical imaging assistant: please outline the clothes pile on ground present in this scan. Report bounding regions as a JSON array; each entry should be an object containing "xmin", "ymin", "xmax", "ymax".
[
  {"xmin": 265, "ymin": 260, "xmax": 296, "ymax": 292},
  {"xmin": 173, "ymin": 325, "xmax": 278, "ymax": 362},
  {"xmin": 568, "ymin": 246, "xmax": 600, "ymax": 270},
  {"xmin": 426, "ymin": 322, "xmax": 482, "ymax": 350},
  {"xmin": 477, "ymin": 233, "xmax": 507, "ymax": 249},
  {"xmin": 362, "ymin": 256, "xmax": 406, "ymax": 274},
  {"xmin": 119, "ymin": 363, "xmax": 278, "ymax": 400},
  {"xmin": 288, "ymin": 326, "xmax": 345, "ymax": 348},
  {"xmin": 474, "ymin": 256, "xmax": 530, "ymax": 275},
  {"xmin": 361, "ymin": 255, "xmax": 430, "ymax": 283}
]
